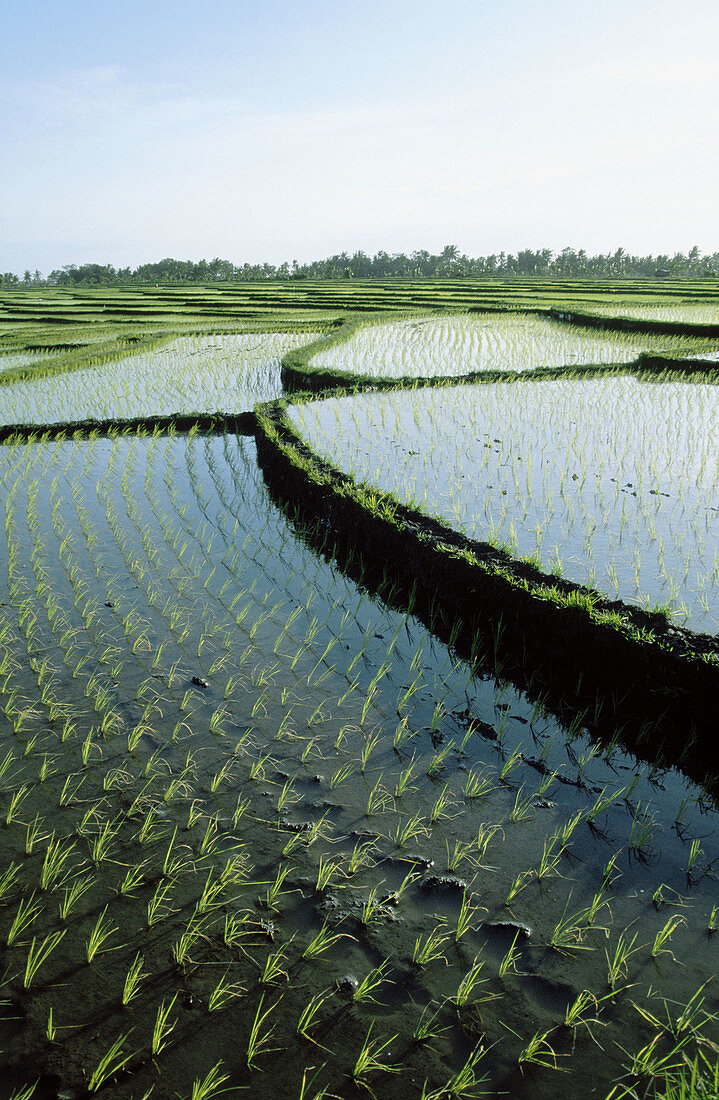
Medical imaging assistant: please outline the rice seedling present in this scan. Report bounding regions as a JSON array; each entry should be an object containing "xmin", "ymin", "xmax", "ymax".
[
  {"xmin": 260, "ymin": 862, "xmax": 293, "ymax": 910},
  {"xmin": 629, "ymin": 801, "xmax": 658, "ymax": 861},
  {"xmin": 5, "ymin": 784, "xmax": 30, "ymax": 824},
  {"xmin": 302, "ymin": 920, "xmax": 352, "ymax": 959},
  {"xmin": 352, "ymin": 958, "xmax": 393, "ymax": 1005},
  {"xmin": 606, "ymin": 929, "xmax": 643, "ymax": 990},
  {"xmin": 585, "ymin": 889, "xmax": 611, "ymax": 926},
  {"xmin": 57, "ymin": 872, "xmax": 94, "ymax": 920},
  {"xmin": 497, "ymin": 931, "xmax": 523, "ymax": 978},
  {"xmin": 147, "ymin": 879, "xmax": 176, "ymax": 927},
  {"xmin": 88, "ymin": 815, "xmax": 122, "ymax": 866},
  {"xmin": 23, "ymin": 929, "xmax": 66, "ymax": 988},
  {"xmin": 499, "ymin": 745, "xmax": 524, "ymax": 785},
  {"xmin": 393, "ymin": 717, "xmax": 415, "ymax": 752},
  {"xmin": 135, "ymin": 804, "xmax": 169, "ymax": 846},
  {"xmin": 246, "ymin": 993, "xmax": 281, "ymax": 1070},
  {"xmin": 260, "ymin": 946, "xmax": 291, "ymax": 985},
  {"xmin": 232, "ymin": 794, "xmax": 251, "ymax": 828},
  {"xmin": 4, "ymin": 1082, "xmax": 37, "ymax": 1100},
  {"xmin": 6, "ymin": 891, "xmax": 43, "ymax": 947},
  {"xmin": 297, "ymin": 987, "xmax": 334, "ymax": 1046},
  {"xmin": 394, "ymin": 757, "xmax": 418, "ymax": 798},
  {"xmin": 86, "ymin": 907, "xmax": 122, "ymax": 964},
  {"xmin": 186, "ymin": 1061, "xmax": 230, "ymax": 1100},
  {"xmin": 296, "ymin": 1064, "xmax": 335, "ymax": 1100},
  {"xmin": 453, "ymin": 954, "xmax": 496, "ymax": 1008},
  {"xmin": 87, "ymin": 1032, "xmax": 134, "ymax": 1093},
  {"xmin": 427, "ymin": 740, "xmax": 454, "ymax": 778},
  {"xmin": 613, "ymin": 1029, "xmax": 696, "ymax": 1094},
  {"xmin": 198, "ymin": 815, "xmax": 228, "ymax": 858},
  {"xmin": 548, "ymin": 899, "xmax": 595, "ymax": 955},
  {"xmin": 76, "ymin": 802, "xmax": 105, "ymax": 841},
  {"xmin": 351, "ymin": 1022, "xmax": 399, "ymax": 1092},
  {"xmin": 464, "ymin": 768, "xmax": 495, "ymax": 800},
  {"xmin": 116, "ymin": 860, "xmax": 149, "ymax": 897},
  {"xmin": 535, "ymin": 834, "xmax": 564, "ymax": 883},
  {"xmin": 315, "ymin": 854, "xmax": 345, "ymax": 893},
  {"xmin": 429, "ymin": 783, "xmax": 455, "ymax": 825},
  {"xmin": 686, "ymin": 837, "xmax": 705, "ymax": 881},
  {"xmin": 151, "ymin": 992, "xmax": 179, "ymax": 1055},
  {"xmin": 651, "ymin": 914, "xmax": 686, "ymax": 960},
  {"xmin": 509, "ymin": 786, "xmax": 534, "ymax": 823},
  {"xmin": 162, "ymin": 826, "xmax": 195, "ymax": 878},
  {"xmin": 347, "ymin": 838, "xmax": 377, "ymax": 875},
  {"xmin": 412, "ymin": 1000, "xmax": 449, "ymax": 1046},
  {"xmin": 556, "ymin": 809, "xmax": 585, "ymax": 852},
  {"xmin": 454, "ymin": 890, "xmax": 485, "ymax": 942},
  {"xmin": 207, "ymin": 968, "xmax": 245, "ymax": 1012},
  {"xmin": 171, "ymin": 917, "xmax": 209, "ymax": 968},
  {"xmin": 122, "ymin": 953, "xmax": 148, "ymax": 1006},
  {"xmin": 505, "ymin": 869, "xmax": 535, "ymax": 906},
  {"xmin": 446, "ymin": 838, "xmax": 477, "ymax": 874},
  {"xmin": 517, "ymin": 1027, "xmax": 563, "ymax": 1073},
  {"xmin": 412, "ymin": 925, "xmax": 451, "ymax": 968},
  {"xmin": 602, "ymin": 851, "xmax": 622, "ymax": 890},
  {"xmin": 196, "ymin": 871, "xmax": 228, "ymax": 916},
  {"xmin": 563, "ymin": 988, "xmax": 610, "ymax": 1034},
  {"xmin": 422, "ymin": 1041, "xmax": 491, "ymax": 1098},
  {"xmin": 473, "ymin": 822, "xmax": 502, "ymax": 865},
  {"xmin": 359, "ymin": 885, "xmax": 385, "ymax": 928},
  {"xmin": 24, "ymin": 814, "xmax": 48, "ymax": 856},
  {"xmin": 40, "ymin": 834, "xmax": 79, "ymax": 891},
  {"xmin": 249, "ymin": 750, "xmax": 274, "ymax": 781},
  {"xmin": 392, "ymin": 812, "xmax": 429, "ymax": 849},
  {"xmin": 365, "ymin": 775, "xmax": 394, "ymax": 815},
  {"xmin": 329, "ymin": 760, "xmax": 355, "ymax": 789}
]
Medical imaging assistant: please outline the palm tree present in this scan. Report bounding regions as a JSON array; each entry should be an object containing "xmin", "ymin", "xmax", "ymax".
[{"xmin": 440, "ymin": 244, "xmax": 459, "ymax": 262}]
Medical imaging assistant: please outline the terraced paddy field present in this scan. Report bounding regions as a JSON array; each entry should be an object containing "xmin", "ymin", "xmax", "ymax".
[
  {"xmin": 0, "ymin": 333, "xmax": 318, "ymax": 428},
  {"xmin": 303, "ymin": 313, "xmax": 718, "ymax": 380},
  {"xmin": 1, "ymin": 281, "xmax": 719, "ymax": 1100},
  {"xmin": 289, "ymin": 374, "xmax": 719, "ymax": 633}
]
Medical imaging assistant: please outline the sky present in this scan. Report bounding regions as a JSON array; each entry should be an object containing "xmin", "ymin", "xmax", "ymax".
[{"xmin": 1, "ymin": 0, "xmax": 718, "ymax": 274}]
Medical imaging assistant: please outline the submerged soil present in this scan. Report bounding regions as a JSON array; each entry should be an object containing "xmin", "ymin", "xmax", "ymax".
[{"xmin": 0, "ymin": 428, "xmax": 717, "ymax": 1100}]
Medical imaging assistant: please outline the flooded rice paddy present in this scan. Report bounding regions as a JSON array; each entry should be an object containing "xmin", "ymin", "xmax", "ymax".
[
  {"xmin": 290, "ymin": 375, "xmax": 719, "ymax": 633},
  {"xmin": 307, "ymin": 312, "xmax": 718, "ymax": 379},
  {"xmin": 0, "ymin": 332, "xmax": 317, "ymax": 427},
  {"xmin": 0, "ymin": 351, "xmax": 55, "ymax": 374},
  {"xmin": 584, "ymin": 303, "xmax": 719, "ymax": 326},
  {"xmin": 0, "ymin": 313, "xmax": 718, "ymax": 1098}
]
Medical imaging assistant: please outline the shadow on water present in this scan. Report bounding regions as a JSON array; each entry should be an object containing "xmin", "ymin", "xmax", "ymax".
[{"xmin": 255, "ymin": 424, "xmax": 719, "ymax": 808}]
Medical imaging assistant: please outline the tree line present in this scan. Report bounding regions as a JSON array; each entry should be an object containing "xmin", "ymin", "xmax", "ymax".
[{"xmin": 2, "ymin": 244, "xmax": 719, "ymax": 287}]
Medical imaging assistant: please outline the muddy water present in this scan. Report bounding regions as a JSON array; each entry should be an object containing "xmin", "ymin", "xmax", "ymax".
[{"xmin": 0, "ymin": 427, "xmax": 717, "ymax": 1099}]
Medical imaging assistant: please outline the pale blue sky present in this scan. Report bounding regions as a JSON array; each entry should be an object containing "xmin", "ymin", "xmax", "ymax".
[{"xmin": 1, "ymin": 0, "xmax": 718, "ymax": 273}]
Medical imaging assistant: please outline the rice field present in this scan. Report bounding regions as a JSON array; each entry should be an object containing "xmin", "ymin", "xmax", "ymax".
[
  {"xmin": 0, "ymin": 352, "xmax": 56, "ymax": 375},
  {"xmin": 584, "ymin": 303, "xmax": 719, "ymax": 325},
  {"xmin": 0, "ymin": 332, "xmax": 319, "ymax": 426},
  {"xmin": 306, "ymin": 312, "xmax": 719, "ymax": 380},
  {"xmin": 0, "ymin": 282, "xmax": 718, "ymax": 1099},
  {"xmin": 289, "ymin": 373, "xmax": 719, "ymax": 632}
]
